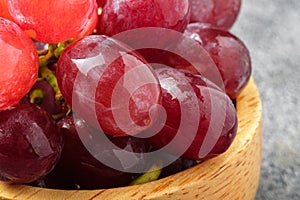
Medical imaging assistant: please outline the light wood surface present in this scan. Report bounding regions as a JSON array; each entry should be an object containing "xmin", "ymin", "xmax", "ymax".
[{"xmin": 0, "ymin": 77, "xmax": 262, "ymax": 200}]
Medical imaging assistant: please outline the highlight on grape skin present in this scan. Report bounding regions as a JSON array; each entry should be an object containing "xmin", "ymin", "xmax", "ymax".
[
  {"xmin": 7, "ymin": 0, "xmax": 98, "ymax": 43},
  {"xmin": 0, "ymin": 17, "xmax": 38, "ymax": 111}
]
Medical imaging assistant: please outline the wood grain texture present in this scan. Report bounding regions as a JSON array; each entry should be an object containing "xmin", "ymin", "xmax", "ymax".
[{"xmin": 0, "ymin": 77, "xmax": 262, "ymax": 200}]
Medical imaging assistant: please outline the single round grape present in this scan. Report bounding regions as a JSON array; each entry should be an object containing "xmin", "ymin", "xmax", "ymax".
[
  {"xmin": 0, "ymin": 17, "xmax": 39, "ymax": 111},
  {"xmin": 56, "ymin": 35, "xmax": 161, "ymax": 137},
  {"xmin": 52, "ymin": 115, "xmax": 148, "ymax": 189},
  {"xmin": 190, "ymin": 0, "xmax": 241, "ymax": 30},
  {"xmin": 0, "ymin": 0, "xmax": 14, "ymax": 21},
  {"xmin": 97, "ymin": 0, "xmax": 191, "ymax": 36},
  {"xmin": 7, "ymin": 0, "xmax": 98, "ymax": 43},
  {"xmin": 186, "ymin": 23, "xmax": 251, "ymax": 99},
  {"xmin": 148, "ymin": 68, "xmax": 238, "ymax": 160},
  {"xmin": 0, "ymin": 103, "xmax": 63, "ymax": 183}
]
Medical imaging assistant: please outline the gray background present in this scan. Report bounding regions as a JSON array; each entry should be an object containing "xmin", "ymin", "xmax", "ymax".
[{"xmin": 231, "ymin": 0, "xmax": 300, "ymax": 199}]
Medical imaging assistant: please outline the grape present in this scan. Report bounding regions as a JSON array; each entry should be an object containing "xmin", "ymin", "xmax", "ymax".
[
  {"xmin": 148, "ymin": 68, "xmax": 237, "ymax": 160},
  {"xmin": 97, "ymin": 0, "xmax": 191, "ymax": 36},
  {"xmin": 190, "ymin": 0, "xmax": 241, "ymax": 30},
  {"xmin": 7, "ymin": 0, "xmax": 98, "ymax": 43},
  {"xmin": 56, "ymin": 35, "xmax": 161, "ymax": 137},
  {"xmin": 186, "ymin": 23, "xmax": 251, "ymax": 99},
  {"xmin": 0, "ymin": 103, "xmax": 63, "ymax": 183},
  {"xmin": 0, "ymin": 0, "xmax": 13, "ymax": 21},
  {"xmin": 51, "ymin": 115, "xmax": 148, "ymax": 189},
  {"xmin": 0, "ymin": 17, "xmax": 39, "ymax": 111}
]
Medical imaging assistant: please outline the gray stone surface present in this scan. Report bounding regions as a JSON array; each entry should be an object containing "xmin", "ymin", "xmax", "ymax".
[{"xmin": 231, "ymin": 0, "xmax": 300, "ymax": 199}]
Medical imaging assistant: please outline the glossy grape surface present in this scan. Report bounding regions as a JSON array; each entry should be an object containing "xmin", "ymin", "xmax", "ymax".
[
  {"xmin": 7, "ymin": 0, "xmax": 98, "ymax": 43},
  {"xmin": 0, "ymin": 17, "xmax": 38, "ymax": 111},
  {"xmin": 186, "ymin": 23, "xmax": 251, "ymax": 99},
  {"xmin": 148, "ymin": 68, "xmax": 238, "ymax": 160},
  {"xmin": 0, "ymin": 103, "xmax": 63, "ymax": 183},
  {"xmin": 97, "ymin": 0, "xmax": 191, "ymax": 36},
  {"xmin": 190, "ymin": 0, "xmax": 241, "ymax": 30},
  {"xmin": 50, "ymin": 115, "xmax": 148, "ymax": 189},
  {"xmin": 56, "ymin": 35, "xmax": 161, "ymax": 137}
]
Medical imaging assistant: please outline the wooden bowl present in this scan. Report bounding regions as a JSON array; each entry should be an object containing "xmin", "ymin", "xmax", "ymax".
[{"xmin": 0, "ymin": 77, "xmax": 262, "ymax": 200}]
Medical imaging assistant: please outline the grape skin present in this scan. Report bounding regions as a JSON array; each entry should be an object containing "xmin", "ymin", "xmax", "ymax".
[
  {"xmin": 97, "ymin": 0, "xmax": 191, "ymax": 36},
  {"xmin": 0, "ymin": 17, "xmax": 38, "ymax": 111},
  {"xmin": 0, "ymin": 103, "xmax": 63, "ymax": 183},
  {"xmin": 7, "ymin": 0, "xmax": 98, "ymax": 43},
  {"xmin": 190, "ymin": 0, "xmax": 241, "ymax": 30},
  {"xmin": 148, "ymin": 68, "xmax": 238, "ymax": 160},
  {"xmin": 186, "ymin": 23, "xmax": 252, "ymax": 99},
  {"xmin": 48, "ymin": 115, "xmax": 148, "ymax": 189},
  {"xmin": 56, "ymin": 35, "xmax": 161, "ymax": 137}
]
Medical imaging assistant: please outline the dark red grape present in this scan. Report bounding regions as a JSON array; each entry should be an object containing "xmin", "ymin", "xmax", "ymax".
[
  {"xmin": 148, "ymin": 68, "xmax": 237, "ymax": 160},
  {"xmin": 186, "ymin": 23, "xmax": 251, "ymax": 99},
  {"xmin": 97, "ymin": 0, "xmax": 191, "ymax": 36},
  {"xmin": 50, "ymin": 115, "xmax": 149, "ymax": 189},
  {"xmin": 190, "ymin": 0, "xmax": 241, "ymax": 30},
  {"xmin": 56, "ymin": 35, "xmax": 161, "ymax": 137},
  {"xmin": 0, "ymin": 103, "xmax": 63, "ymax": 183}
]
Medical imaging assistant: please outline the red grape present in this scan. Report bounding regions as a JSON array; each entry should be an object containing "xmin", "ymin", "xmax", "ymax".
[
  {"xmin": 7, "ymin": 0, "xmax": 98, "ymax": 43},
  {"xmin": 97, "ymin": 0, "xmax": 191, "ymax": 36},
  {"xmin": 186, "ymin": 23, "xmax": 251, "ymax": 99},
  {"xmin": 0, "ymin": 103, "xmax": 63, "ymax": 183},
  {"xmin": 0, "ymin": 17, "xmax": 38, "ymax": 111},
  {"xmin": 190, "ymin": 0, "xmax": 241, "ymax": 30},
  {"xmin": 51, "ymin": 115, "xmax": 148, "ymax": 189},
  {"xmin": 148, "ymin": 68, "xmax": 237, "ymax": 160},
  {"xmin": 56, "ymin": 35, "xmax": 161, "ymax": 137}
]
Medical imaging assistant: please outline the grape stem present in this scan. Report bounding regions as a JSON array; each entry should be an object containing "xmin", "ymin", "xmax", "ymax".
[
  {"xmin": 38, "ymin": 40, "xmax": 73, "ymax": 116},
  {"xmin": 129, "ymin": 162, "xmax": 162, "ymax": 186}
]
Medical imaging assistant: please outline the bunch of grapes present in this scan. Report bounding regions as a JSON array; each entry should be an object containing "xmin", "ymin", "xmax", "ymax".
[{"xmin": 0, "ymin": 0, "xmax": 251, "ymax": 189}]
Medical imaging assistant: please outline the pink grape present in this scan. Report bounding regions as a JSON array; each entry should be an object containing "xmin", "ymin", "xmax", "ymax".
[
  {"xmin": 7, "ymin": 0, "xmax": 98, "ymax": 43},
  {"xmin": 97, "ymin": 0, "xmax": 191, "ymax": 36},
  {"xmin": 0, "ymin": 17, "xmax": 38, "ymax": 111},
  {"xmin": 190, "ymin": 0, "xmax": 241, "ymax": 30}
]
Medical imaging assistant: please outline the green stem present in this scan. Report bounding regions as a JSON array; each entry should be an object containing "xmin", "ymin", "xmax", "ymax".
[{"xmin": 129, "ymin": 163, "xmax": 162, "ymax": 186}]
